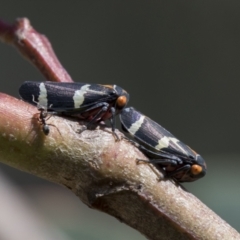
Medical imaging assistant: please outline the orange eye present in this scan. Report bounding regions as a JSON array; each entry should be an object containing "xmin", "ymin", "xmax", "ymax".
[
  {"xmin": 117, "ymin": 96, "xmax": 127, "ymax": 108},
  {"xmin": 191, "ymin": 164, "xmax": 202, "ymax": 175}
]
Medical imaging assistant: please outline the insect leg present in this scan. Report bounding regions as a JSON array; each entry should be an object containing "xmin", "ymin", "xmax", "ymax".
[
  {"xmin": 165, "ymin": 164, "xmax": 191, "ymax": 178},
  {"xmin": 109, "ymin": 107, "xmax": 120, "ymax": 141},
  {"xmin": 136, "ymin": 144, "xmax": 183, "ymax": 164},
  {"xmin": 77, "ymin": 102, "xmax": 109, "ymax": 133},
  {"xmin": 122, "ymin": 136, "xmax": 182, "ymax": 164}
]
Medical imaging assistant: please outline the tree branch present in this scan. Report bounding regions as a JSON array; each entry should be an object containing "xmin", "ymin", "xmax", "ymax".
[
  {"xmin": 0, "ymin": 17, "xmax": 239, "ymax": 240},
  {"xmin": 0, "ymin": 93, "xmax": 239, "ymax": 239}
]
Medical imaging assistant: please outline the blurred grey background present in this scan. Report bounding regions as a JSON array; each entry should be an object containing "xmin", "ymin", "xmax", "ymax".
[{"xmin": 0, "ymin": 1, "xmax": 240, "ymax": 239}]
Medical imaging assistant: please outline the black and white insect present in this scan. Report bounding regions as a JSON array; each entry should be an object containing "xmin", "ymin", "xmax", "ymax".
[
  {"xmin": 120, "ymin": 107, "xmax": 206, "ymax": 182},
  {"xmin": 19, "ymin": 81, "xmax": 129, "ymax": 136}
]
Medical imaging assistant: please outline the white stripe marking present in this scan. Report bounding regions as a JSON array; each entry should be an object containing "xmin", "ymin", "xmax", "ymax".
[
  {"xmin": 128, "ymin": 115, "xmax": 145, "ymax": 135},
  {"xmin": 155, "ymin": 137, "xmax": 187, "ymax": 154},
  {"xmin": 73, "ymin": 84, "xmax": 91, "ymax": 108},
  {"xmin": 38, "ymin": 83, "xmax": 48, "ymax": 107}
]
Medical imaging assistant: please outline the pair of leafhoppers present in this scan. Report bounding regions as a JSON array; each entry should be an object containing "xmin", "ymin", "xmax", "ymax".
[{"xmin": 19, "ymin": 81, "xmax": 207, "ymax": 182}]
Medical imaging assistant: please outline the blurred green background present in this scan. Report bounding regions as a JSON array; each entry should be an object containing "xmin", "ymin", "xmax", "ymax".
[{"xmin": 1, "ymin": 1, "xmax": 240, "ymax": 239}]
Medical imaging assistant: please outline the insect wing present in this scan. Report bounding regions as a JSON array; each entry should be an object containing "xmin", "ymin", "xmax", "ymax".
[
  {"xmin": 120, "ymin": 107, "xmax": 190, "ymax": 158},
  {"xmin": 19, "ymin": 81, "xmax": 118, "ymax": 112}
]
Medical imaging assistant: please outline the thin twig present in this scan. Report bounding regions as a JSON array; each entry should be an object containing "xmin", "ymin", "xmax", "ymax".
[{"xmin": 0, "ymin": 18, "xmax": 73, "ymax": 82}]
